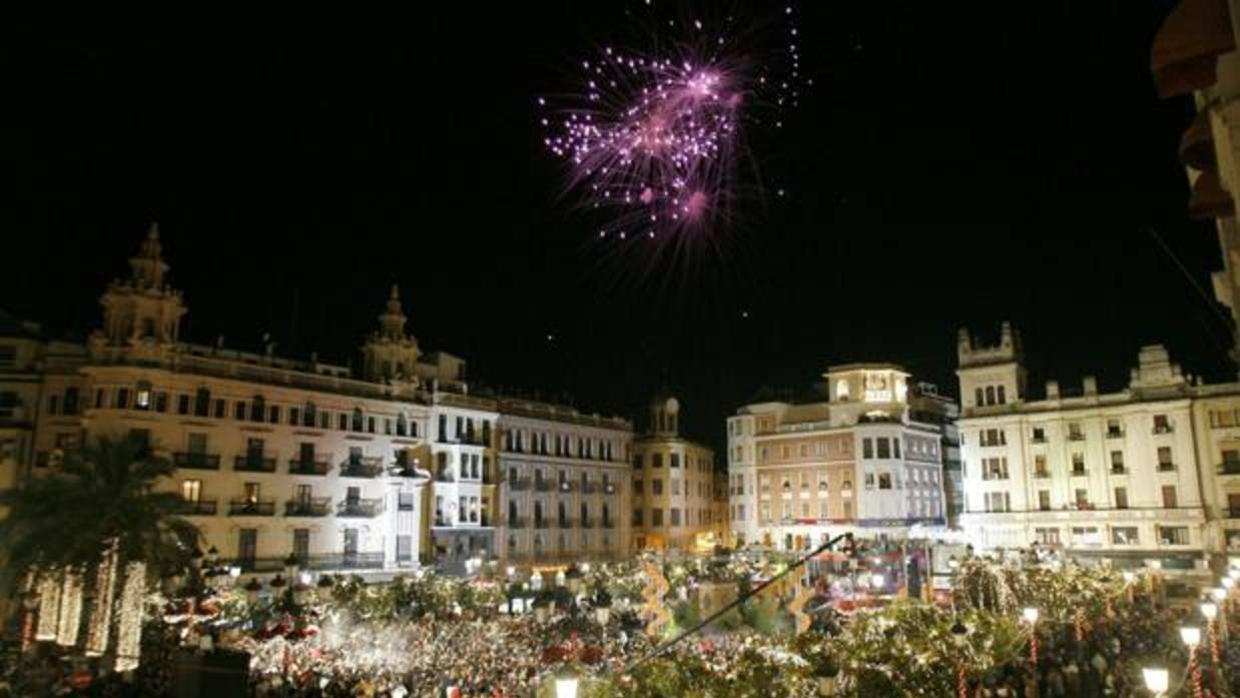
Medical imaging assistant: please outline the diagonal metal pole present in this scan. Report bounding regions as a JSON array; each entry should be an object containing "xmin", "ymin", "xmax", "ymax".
[{"xmin": 624, "ymin": 532, "xmax": 854, "ymax": 674}]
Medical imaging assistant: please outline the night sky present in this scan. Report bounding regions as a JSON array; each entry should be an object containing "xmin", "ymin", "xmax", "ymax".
[{"xmin": 6, "ymin": 3, "xmax": 1228, "ymax": 451}]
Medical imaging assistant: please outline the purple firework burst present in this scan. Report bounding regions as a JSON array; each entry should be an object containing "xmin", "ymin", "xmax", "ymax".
[{"xmin": 540, "ymin": 3, "xmax": 803, "ymax": 242}]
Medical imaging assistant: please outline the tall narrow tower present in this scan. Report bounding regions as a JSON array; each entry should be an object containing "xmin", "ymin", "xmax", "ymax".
[
  {"xmin": 90, "ymin": 223, "xmax": 187, "ymax": 360},
  {"xmin": 361, "ymin": 284, "xmax": 421, "ymax": 383}
]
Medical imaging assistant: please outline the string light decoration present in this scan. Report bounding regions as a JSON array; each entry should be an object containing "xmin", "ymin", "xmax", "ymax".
[
  {"xmin": 35, "ymin": 570, "xmax": 61, "ymax": 642},
  {"xmin": 86, "ymin": 541, "xmax": 119, "ymax": 656},
  {"xmin": 56, "ymin": 567, "xmax": 83, "ymax": 647},
  {"xmin": 20, "ymin": 571, "xmax": 37, "ymax": 652},
  {"xmin": 114, "ymin": 561, "xmax": 146, "ymax": 672}
]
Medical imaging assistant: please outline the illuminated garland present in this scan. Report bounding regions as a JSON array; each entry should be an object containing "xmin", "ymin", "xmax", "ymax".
[
  {"xmin": 35, "ymin": 570, "xmax": 61, "ymax": 642},
  {"xmin": 56, "ymin": 567, "xmax": 83, "ymax": 647},
  {"xmin": 86, "ymin": 541, "xmax": 119, "ymax": 656},
  {"xmin": 114, "ymin": 561, "xmax": 146, "ymax": 672}
]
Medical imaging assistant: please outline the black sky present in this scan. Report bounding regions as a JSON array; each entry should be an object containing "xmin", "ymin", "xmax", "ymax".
[{"xmin": 5, "ymin": 3, "xmax": 1229, "ymax": 451}]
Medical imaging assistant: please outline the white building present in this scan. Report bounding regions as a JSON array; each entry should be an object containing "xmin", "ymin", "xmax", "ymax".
[
  {"xmin": 0, "ymin": 226, "xmax": 505, "ymax": 575},
  {"xmin": 957, "ymin": 323, "xmax": 1209, "ymax": 571}
]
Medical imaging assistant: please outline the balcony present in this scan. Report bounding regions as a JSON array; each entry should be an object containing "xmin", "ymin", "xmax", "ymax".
[
  {"xmin": 603, "ymin": 483, "xmax": 617, "ymax": 495},
  {"xmin": 234, "ymin": 454, "xmax": 276, "ymax": 473},
  {"xmin": 1153, "ymin": 425, "xmax": 1174, "ymax": 435},
  {"xmin": 1106, "ymin": 429, "xmax": 1125, "ymax": 439},
  {"xmin": 580, "ymin": 518, "xmax": 595, "ymax": 529},
  {"xmin": 337, "ymin": 498, "xmax": 384, "ymax": 517},
  {"xmin": 557, "ymin": 518, "xmax": 576, "ymax": 529},
  {"xmin": 1219, "ymin": 462, "xmax": 1240, "ymax": 476},
  {"xmin": 1070, "ymin": 469, "xmax": 1088, "ymax": 477},
  {"xmin": 535, "ymin": 480, "xmax": 554, "ymax": 492},
  {"xmin": 179, "ymin": 499, "xmax": 218, "ymax": 516},
  {"xmin": 289, "ymin": 458, "xmax": 331, "ymax": 476},
  {"xmin": 981, "ymin": 473, "xmax": 1009, "ymax": 482},
  {"xmin": 1157, "ymin": 463, "xmax": 1177, "ymax": 472},
  {"xmin": 228, "ymin": 499, "xmax": 276, "ymax": 516},
  {"xmin": 507, "ymin": 517, "xmax": 527, "ymax": 528},
  {"xmin": 1030, "ymin": 435, "xmax": 1047, "ymax": 444},
  {"xmin": 1110, "ymin": 467, "xmax": 1128, "ymax": 475},
  {"xmin": 174, "ymin": 452, "xmax": 220, "ymax": 471},
  {"xmin": 601, "ymin": 519, "xmax": 615, "ymax": 529},
  {"xmin": 285, "ymin": 497, "xmax": 331, "ymax": 517},
  {"xmin": 533, "ymin": 519, "xmax": 549, "ymax": 529},
  {"xmin": 558, "ymin": 481, "xmax": 576, "ymax": 493},
  {"xmin": 582, "ymin": 482, "xmax": 599, "ymax": 495},
  {"xmin": 1032, "ymin": 471, "xmax": 1051, "ymax": 479},
  {"xmin": 507, "ymin": 478, "xmax": 531, "ymax": 491},
  {"xmin": 1067, "ymin": 433, "xmax": 1085, "ymax": 442},
  {"xmin": 340, "ymin": 458, "xmax": 384, "ymax": 478}
]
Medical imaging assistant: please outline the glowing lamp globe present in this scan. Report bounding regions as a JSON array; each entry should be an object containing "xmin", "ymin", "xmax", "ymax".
[
  {"xmin": 1021, "ymin": 607, "xmax": 1039, "ymax": 624},
  {"xmin": 870, "ymin": 573, "xmax": 885, "ymax": 589},
  {"xmin": 1202, "ymin": 602, "xmax": 1219, "ymax": 621},
  {"xmin": 1142, "ymin": 667, "xmax": 1169, "ymax": 694},
  {"xmin": 1212, "ymin": 587, "xmax": 1227, "ymax": 601},
  {"xmin": 1121, "ymin": 571, "xmax": 1135, "ymax": 584},
  {"xmin": 555, "ymin": 677, "xmax": 579, "ymax": 698},
  {"xmin": 581, "ymin": 562, "xmax": 591, "ymax": 574},
  {"xmin": 1181, "ymin": 626, "xmax": 1202, "ymax": 648},
  {"xmin": 506, "ymin": 565, "xmax": 516, "ymax": 578}
]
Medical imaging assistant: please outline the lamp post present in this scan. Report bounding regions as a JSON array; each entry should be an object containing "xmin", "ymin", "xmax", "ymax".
[
  {"xmin": 1142, "ymin": 667, "xmax": 1169, "ymax": 698},
  {"xmin": 1202, "ymin": 602, "xmax": 1221, "ymax": 665},
  {"xmin": 244, "ymin": 578, "xmax": 262, "ymax": 606},
  {"xmin": 1022, "ymin": 607, "xmax": 1040, "ymax": 664},
  {"xmin": 316, "ymin": 574, "xmax": 335, "ymax": 604},
  {"xmin": 554, "ymin": 677, "xmax": 579, "ymax": 698},
  {"xmin": 1181, "ymin": 626, "xmax": 1204, "ymax": 698},
  {"xmin": 951, "ymin": 618, "xmax": 970, "ymax": 698}
]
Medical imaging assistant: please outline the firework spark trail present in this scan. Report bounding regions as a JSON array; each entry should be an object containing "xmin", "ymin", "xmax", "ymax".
[{"xmin": 540, "ymin": 3, "xmax": 804, "ymax": 242}]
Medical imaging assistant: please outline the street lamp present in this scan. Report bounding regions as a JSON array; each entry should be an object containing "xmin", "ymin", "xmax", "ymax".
[
  {"xmin": 1142, "ymin": 667, "xmax": 1169, "ymax": 697},
  {"xmin": 951, "ymin": 619, "xmax": 970, "ymax": 698},
  {"xmin": 555, "ymin": 677, "xmax": 579, "ymax": 698},
  {"xmin": 1022, "ymin": 608, "xmax": 1040, "ymax": 664},
  {"xmin": 870, "ymin": 572, "xmax": 885, "ymax": 591},
  {"xmin": 284, "ymin": 553, "xmax": 301, "ymax": 581},
  {"xmin": 316, "ymin": 574, "xmax": 335, "ymax": 603},
  {"xmin": 1211, "ymin": 587, "xmax": 1226, "ymax": 602},
  {"xmin": 1181, "ymin": 626, "xmax": 1203, "ymax": 698},
  {"xmin": 206, "ymin": 546, "xmax": 219, "ymax": 568},
  {"xmin": 243, "ymin": 578, "xmax": 262, "ymax": 605}
]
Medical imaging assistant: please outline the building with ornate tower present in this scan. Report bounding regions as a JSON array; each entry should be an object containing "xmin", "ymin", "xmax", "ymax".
[
  {"xmin": 0, "ymin": 225, "xmax": 513, "ymax": 577},
  {"xmin": 631, "ymin": 394, "xmax": 725, "ymax": 552}
]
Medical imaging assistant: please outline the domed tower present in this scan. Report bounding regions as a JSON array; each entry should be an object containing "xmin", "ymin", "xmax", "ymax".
[
  {"xmin": 90, "ymin": 223, "xmax": 187, "ymax": 359},
  {"xmin": 361, "ymin": 284, "xmax": 421, "ymax": 383},
  {"xmin": 648, "ymin": 393, "xmax": 681, "ymax": 437}
]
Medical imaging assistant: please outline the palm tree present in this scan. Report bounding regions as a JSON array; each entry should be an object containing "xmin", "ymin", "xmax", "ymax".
[{"xmin": 0, "ymin": 432, "xmax": 200, "ymax": 595}]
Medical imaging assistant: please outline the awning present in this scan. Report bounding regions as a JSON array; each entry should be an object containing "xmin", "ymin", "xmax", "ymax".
[
  {"xmin": 1189, "ymin": 168, "xmax": 1236, "ymax": 219},
  {"xmin": 1152, "ymin": 0, "xmax": 1235, "ymax": 97},
  {"xmin": 1180, "ymin": 108, "xmax": 1218, "ymax": 170}
]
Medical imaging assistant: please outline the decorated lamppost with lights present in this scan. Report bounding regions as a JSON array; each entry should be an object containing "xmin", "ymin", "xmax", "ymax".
[
  {"xmin": 1181, "ymin": 625, "xmax": 1204, "ymax": 698},
  {"xmin": 951, "ymin": 617, "xmax": 970, "ymax": 698},
  {"xmin": 1202, "ymin": 601, "xmax": 1222, "ymax": 666},
  {"xmin": 1022, "ymin": 607, "xmax": 1040, "ymax": 664},
  {"xmin": 1143, "ymin": 666, "xmax": 1169, "ymax": 698}
]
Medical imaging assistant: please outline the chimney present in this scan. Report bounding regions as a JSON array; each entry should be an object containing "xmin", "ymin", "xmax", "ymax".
[
  {"xmin": 1046, "ymin": 380, "xmax": 1059, "ymax": 399},
  {"xmin": 1083, "ymin": 376, "xmax": 1097, "ymax": 396}
]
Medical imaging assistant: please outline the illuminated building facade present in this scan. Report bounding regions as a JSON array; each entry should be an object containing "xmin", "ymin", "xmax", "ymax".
[{"xmin": 727, "ymin": 365, "xmax": 953, "ymax": 552}]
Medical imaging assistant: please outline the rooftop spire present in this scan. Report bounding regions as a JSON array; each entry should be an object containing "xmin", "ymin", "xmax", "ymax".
[
  {"xmin": 128, "ymin": 221, "xmax": 170, "ymax": 289},
  {"xmin": 377, "ymin": 283, "xmax": 408, "ymax": 340}
]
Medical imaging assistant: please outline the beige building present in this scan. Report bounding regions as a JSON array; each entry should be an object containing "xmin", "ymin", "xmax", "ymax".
[
  {"xmin": 728, "ymin": 365, "xmax": 954, "ymax": 552},
  {"xmin": 0, "ymin": 226, "xmax": 507, "ymax": 575},
  {"xmin": 631, "ymin": 395, "xmax": 725, "ymax": 552},
  {"xmin": 957, "ymin": 324, "xmax": 1214, "ymax": 570},
  {"xmin": 496, "ymin": 399, "xmax": 633, "ymax": 563}
]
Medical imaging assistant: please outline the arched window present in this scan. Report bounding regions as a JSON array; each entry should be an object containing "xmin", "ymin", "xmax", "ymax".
[
  {"xmin": 581, "ymin": 502, "xmax": 589, "ymax": 524},
  {"xmin": 194, "ymin": 388, "xmax": 211, "ymax": 417},
  {"xmin": 251, "ymin": 395, "xmax": 266, "ymax": 423},
  {"xmin": 836, "ymin": 379, "xmax": 850, "ymax": 400},
  {"xmin": 396, "ymin": 413, "xmax": 407, "ymax": 436},
  {"xmin": 558, "ymin": 501, "xmax": 567, "ymax": 525},
  {"xmin": 974, "ymin": 387, "xmax": 984, "ymax": 407},
  {"xmin": 842, "ymin": 480, "xmax": 853, "ymax": 491},
  {"xmin": 508, "ymin": 500, "xmax": 518, "ymax": 523},
  {"xmin": 984, "ymin": 386, "xmax": 995, "ymax": 406},
  {"xmin": 352, "ymin": 408, "xmax": 364, "ymax": 432},
  {"xmin": 304, "ymin": 402, "xmax": 317, "ymax": 427},
  {"xmin": 602, "ymin": 502, "xmax": 611, "ymax": 525}
]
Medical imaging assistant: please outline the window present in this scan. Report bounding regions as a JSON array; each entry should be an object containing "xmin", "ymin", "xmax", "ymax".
[
  {"xmin": 671, "ymin": 479, "xmax": 681, "ymax": 496},
  {"xmin": 398, "ymin": 492, "xmax": 415, "ymax": 511},
  {"xmin": 974, "ymin": 387, "xmax": 984, "ymax": 407},
  {"xmin": 670, "ymin": 508, "xmax": 681, "ymax": 526},
  {"xmin": 818, "ymin": 473, "xmax": 829, "ymax": 492},
  {"xmin": 876, "ymin": 438, "xmax": 891, "ymax": 459},
  {"xmin": 155, "ymin": 392, "xmax": 168, "ymax": 413},
  {"xmin": 670, "ymin": 453, "xmax": 680, "ymax": 468},
  {"xmin": 94, "ymin": 389, "xmax": 104, "ymax": 409},
  {"xmin": 62, "ymin": 388, "xmax": 79, "ymax": 415},
  {"xmin": 250, "ymin": 395, "xmax": 265, "ymax": 423},
  {"xmin": 863, "ymin": 438, "xmax": 873, "ymax": 459},
  {"xmin": 214, "ymin": 399, "xmax": 225, "ymax": 418},
  {"xmin": 1111, "ymin": 527, "xmax": 1139, "ymax": 545},
  {"xmin": 47, "ymin": 395, "xmax": 59, "ymax": 415},
  {"xmin": 632, "ymin": 508, "xmax": 644, "ymax": 526},
  {"xmin": 1106, "ymin": 419, "xmax": 1123, "ymax": 437},
  {"xmin": 235, "ymin": 401, "xmax": 246, "ymax": 420},
  {"xmin": 396, "ymin": 535, "xmax": 412, "ymax": 562},
  {"xmin": 1067, "ymin": 423, "xmax": 1083, "ymax": 440},
  {"xmin": 759, "ymin": 502, "xmax": 771, "ymax": 522},
  {"xmin": 116, "ymin": 388, "xmax": 130, "ymax": 409},
  {"xmin": 983, "ymin": 457, "xmax": 1008, "ymax": 480},
  {"xmin": 652, "ymin": 508, "xmax": 664, "ymax": 527},
  {"xmin": 1037, "ymin": 490, "xmax": 1051, "ymax": 511},
  {"xmin": 985, "ymin": 386, "xmax": 995, "ymax": 405},
  {"xmin": 652, "ymin": 479, "xmax": 663, "ymax": 495},
  {"xmin": 1033, "ymin": 455, "xmax": 1048, "ymax": 478},
  {"xmin": 984, "ymin": 492, "xmax": 1010, "ymax": 513},
  {"xmin": 864, "ymin": 473, "xmax": 875, "ymax": 489},
  {"xmin": 1153, "ymin": 414, "xmax": 1171, "ymax": 433},
  {"xmin": 1034, "ymin": 527, "xmax": 1060, "ymax": 546},
  {"xmin": 1224, "ymin": 449, "xmax": 1240, "ymax": 471},
  {"xmin": 294, "ymin": 529, "xmax": 310, "ymax": 560},
  {"xmin": 181, "ymin": 479, "xmax": 201, "ymax": 502},
  {"xmin": 1071, "ymin": 453, "xmax": 1085, "ymax": 475},
  {"xmin": 877, "ymin": 473, "xmax": 892, "ymax": 490},
  {"xmin": 269, "ymin": 405, "xmax": 280, "ymax": 424},
  {"xmin": 0, "ymin": 345, "xmax": 14, "ymax": 368},
  {"xmin": 1071, "ymin": 527, "xmax": 1102, "ymax": 547},
  {"xmin": 175, "ymin": 393, "xmax": 189, "ymax": 415},
  {"xmin": 1159, "ymin": 526, "xmax": 1189, "ymax": 545},
  {"xmin": 1031, "ymin": 427, "xmax": 1046, "ymax": 442},
  {"xmin": 1157, "ymin": 447, "xmax": 1174, "ymax": 471},
  {"xmin": 1074, "ymin": 489, "xmax": 1089, "ymax": 508},
  {"xmin": 653, "ymin": 453, "xmax": 663, "ymax": 468},
  {"xmin": 1161, "ymin": 485, "xmax": 1177, "ymax": 509},
  {"xmin": 633, "ymin": 479, "xmax": 644, "ymax": 495},
  {"xmin": 367, "ymin": 416, "xmax": 375, "ymax": 434},
  {"xmin": 997, "ymin": 385, "xmax": 1006, "ymax": 404},
  {"xmin": 353, "ymin": 408, "xmax": 364, "ymax": 432},
  {"xmin": 1114, "ymin": 487, "xmax": 1128, "ymax": 509},
  {"xmin": 1110, "ymin": 451, "xmax": 1124, "ymax": 473},
  {"xmin": 338, "ymin": 413, "xmax": 348, "ymax": 431}
]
